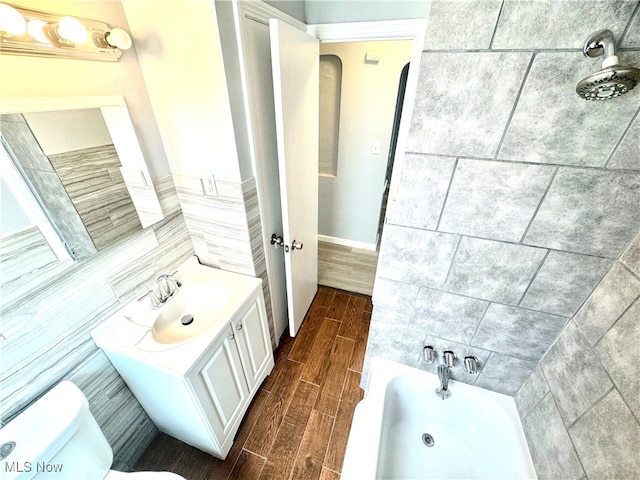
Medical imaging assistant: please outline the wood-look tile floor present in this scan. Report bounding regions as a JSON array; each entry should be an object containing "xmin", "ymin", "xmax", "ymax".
[{"xmin": 134, "ymin": 287, "xmax": 372, "ymax": 480}]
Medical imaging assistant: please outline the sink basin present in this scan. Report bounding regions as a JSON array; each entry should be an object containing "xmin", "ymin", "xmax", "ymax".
[{"xmin": 148, "ymin": 280, "xmax": 232, "ymax": 344}]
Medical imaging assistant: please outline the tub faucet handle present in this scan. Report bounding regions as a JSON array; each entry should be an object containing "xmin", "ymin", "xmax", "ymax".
[
  {"xmin": 464, "ymin": 356, "xmax": 480, "ymax": 375},
  {"xmin": 423, "ymin": 345, "xmax": 437, "ymax": 364},
  {"xmin": 443, "ymin": 350, "xmax": 456, "ymax": 368}
]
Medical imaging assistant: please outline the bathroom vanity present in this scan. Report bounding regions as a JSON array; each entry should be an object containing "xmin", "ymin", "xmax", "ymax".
[{"xmin": 91, "ymin": 256, "xmax": 274, "ymax": 459}]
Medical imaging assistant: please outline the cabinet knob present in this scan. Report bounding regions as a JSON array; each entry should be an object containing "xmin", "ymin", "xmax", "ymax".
[
  {"xmin": 228, "ymin": 333, "xmax": 235, "ymax": 340},
  {"xmin": 237, "ymin": 324, "xmax": 243, "ymax": 331}
]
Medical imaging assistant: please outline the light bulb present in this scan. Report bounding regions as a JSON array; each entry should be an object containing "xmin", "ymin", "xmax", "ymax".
[
  {"xmin": 105, "ymin": 27, "xmax": 132, "ymax": 50},
  {"xmin": 0, "ymin": 3, "xmax": 27, "ymax": 36},
  {"xmin": 57, "ymin": 16, "xmax": 87, "ymax": 44},
  {"xmin": 27, "ymin": 19, "xmax": 50, "ymax": 44}
]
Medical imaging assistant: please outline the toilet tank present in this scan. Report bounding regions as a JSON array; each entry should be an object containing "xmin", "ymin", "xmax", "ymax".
[{"xmin": 0, "ymin": 381, "xmax": 113, "ymax": 480}]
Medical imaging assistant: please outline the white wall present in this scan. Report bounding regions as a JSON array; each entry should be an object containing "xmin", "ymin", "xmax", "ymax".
[
  {"xmin": 318, "ymin": 40, "xmax": 412, "ymax": 246},
  {"xmin": 121, "ymin": 0, "xmax": 241, "ymax": 183},
  {"xmin": 0, "ymin": 1, "xmax": 171, "ymax": 179},
  {"xmin": 306, "ymin": 0, "xmax": 429, "ymax": 24}
]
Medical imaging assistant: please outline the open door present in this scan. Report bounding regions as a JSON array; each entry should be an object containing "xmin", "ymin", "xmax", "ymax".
[{"xmin": 269, "ymin": 19, "xmax": 319, "ymax": 336}]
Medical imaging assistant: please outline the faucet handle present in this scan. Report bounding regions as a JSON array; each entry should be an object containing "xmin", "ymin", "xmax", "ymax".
[
  {"xmin": 137, "ymin": 289, "xmax": 162, "ymax": 310},
  {"xmin": 443, "ymin": 350, "xmax": 456, "ymax": 368},
  {"xmin": 464, "ymin": 356, "xmax": 480, "ymax": 375},
  {"xmin": 423, "ymin": 345, "xmax": 437, "ymax": 364}
]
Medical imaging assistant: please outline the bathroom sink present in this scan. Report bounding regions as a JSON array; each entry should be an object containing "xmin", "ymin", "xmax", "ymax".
[{"xmin": 148, "ymin": 280, "xmax": 232, "ymax": 344}]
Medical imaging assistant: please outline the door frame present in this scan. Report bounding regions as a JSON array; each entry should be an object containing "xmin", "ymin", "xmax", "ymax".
[{"xmin": 229, "ymin": 1, "xmax": 428, "ymax": 346}]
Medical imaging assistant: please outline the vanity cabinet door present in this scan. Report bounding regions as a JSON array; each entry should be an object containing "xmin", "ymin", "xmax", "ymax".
[
  {"xmin": 232, "ymin": 297, "xmax": 273, "ymax": 389},
  {"xmin": 190, "ymin": 326, "xmax": 249, "ymax": 443}
]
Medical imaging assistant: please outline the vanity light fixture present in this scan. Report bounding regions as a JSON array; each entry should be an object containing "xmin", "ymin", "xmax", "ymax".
[{"xmin": 0, "ymin": 2, "xmax": 132, "ymax": 61}]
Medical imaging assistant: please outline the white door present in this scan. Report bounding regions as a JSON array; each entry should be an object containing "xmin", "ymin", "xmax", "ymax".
[
  {"xmin": 241, "ymin": 15, "xmax": 289, "ymax": 341},
  {"xmin": 269, "ymin": 19, "xmax": 319, "ymax": 336}
]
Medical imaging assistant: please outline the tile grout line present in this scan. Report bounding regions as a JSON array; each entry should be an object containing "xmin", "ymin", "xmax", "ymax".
[
  {"xmin": 516, "ymin": 249, "xmax": 551, "ymax": 307},
  {"xmin": 603, "ymin": 104, "xmax": 640, "ymax": 169},
  {"xmin": 518, "ymin": 166, "xmax": 559, "ymax": 245},
  {"xmin": 487, "ymin": 0, "xmax": 505, "ymax": 49},
  {"xmin": 434, "ymin": 157, "xmax": 459, "ymax": 232}
]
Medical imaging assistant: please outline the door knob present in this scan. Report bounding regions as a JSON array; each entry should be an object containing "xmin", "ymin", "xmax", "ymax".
[
  {"xmin": 291, "ymin": 240, "xmax": 303, "ymax": 250},
  {"xmin": 270, "ymin": 233, "xmax": 284, "ymax": 249}
]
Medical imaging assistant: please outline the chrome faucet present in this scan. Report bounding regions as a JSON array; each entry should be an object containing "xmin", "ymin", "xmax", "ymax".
[
  {"xmin": 157, "ymin": 273, "xmax": 181, "ymax": 302},
  {"xmin": 138, "ymin": 273, "xmax": 181, "ymax": 310},
  {"xmin": 435, "ymin": 364, "xmax": 451, "ymax": 400}
]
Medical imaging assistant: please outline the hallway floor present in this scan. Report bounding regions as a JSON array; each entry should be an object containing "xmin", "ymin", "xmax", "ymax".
[
  {"xmin": 318, "ymin": 241, "xmax": 378, "ymax": 296},
  {"xmin": 134, "ymin": 287, "xmax": 372, "ymax": 480}
]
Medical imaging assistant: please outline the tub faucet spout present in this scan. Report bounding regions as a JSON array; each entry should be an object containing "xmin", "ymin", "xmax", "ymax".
[{"xmin": 435, "ymin": 364, "xmax": 451, "ymax": 400}]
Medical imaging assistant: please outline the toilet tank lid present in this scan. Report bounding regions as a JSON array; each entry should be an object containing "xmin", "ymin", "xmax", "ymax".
[{"xmin": 0, "ymin": 381, "xmax": 87, "ymax": 469}]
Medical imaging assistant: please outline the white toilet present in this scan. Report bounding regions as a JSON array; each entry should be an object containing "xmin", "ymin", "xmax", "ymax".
[{"xmin": 0, "ymin": 381, "xmax": 185, "ymax": 480}]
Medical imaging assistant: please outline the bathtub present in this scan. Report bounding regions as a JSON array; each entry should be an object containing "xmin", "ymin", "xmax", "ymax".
[{"xmin": 342, "ymin": 357, "xmax": 536, "ymax": 480}]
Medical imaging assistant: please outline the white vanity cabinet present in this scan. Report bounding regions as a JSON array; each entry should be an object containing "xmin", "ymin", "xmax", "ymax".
[
  {"xmin": 91, "ymin": 257, "xmax": 275, "ymax": 460},
  {"xmin": 187, "ymin": 298, "xmax": 273, "ymax": 454}
]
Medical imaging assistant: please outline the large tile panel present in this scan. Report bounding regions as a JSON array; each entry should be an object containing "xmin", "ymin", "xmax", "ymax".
[
  {"xmin": 514, "ymin": 366, "xmax": 549, "ymax": 419},
  {"xmin": 522, "ymin": 393, "xmax": 585, "ymax": 480},
  {"xmin": 492, "ymin": 0, "xmax": 635, "ymax": 49},
  {"xmin": 520, "ymin": 251, "xmax": 613, "ymax": 317},
  {"xmin": 471, "ymin": 303, "xmax": 566, "ymax": 361},
  {"xmin": 569, "ymin": 389, "xmax": 640, "ymax": 479},
  {"xmin": 406, "ymin": 51, "xmax": 532, "ymax": 158},
  {"xmin": 370, "ymin": 278, "xmax": 420, "ymax": 327},
  {"xmin": 541, "ymin": 321, "xmax": 613, "ymax": 425},
  {"xmin": 474, "ymin": 353, "xmax": 537, "ymax": 396},
  {"xmin": 423, "ymin": 0, "xmax": 502, "ymax": 50},
  {"xmin": 439, "ymin": 159, "xmax": 555, "ymax": 242},
  {"xmin": 499, "ymin": 52, "xmax": 640, "ymax": 167},
  {"xmin": 607, "ymin": 114, "xmax": 640, "ymax": 171},
  {"xmin": 387, "ymin": 154, "xmax": 455, "ymax": 230},
  {"xmin": 621, "ymin": 6, "xmax": 640, "ymax": 48},
  {"xmin": 377, "ymin": 225, "xmax": 459, "ymax": 288},
  {"xmin": 594, "ymin": 299, "xmax": 640, "ymax": 418},
  {"xmin": 410, "ymin": 288, "xmax": 488, "ymax": 344},
  {"xmin": 444, "ymin": 237, "xmax": 547, "ymax": 304},
  {"xmin": 524, "ymin": 168, "xmax": 640, "ymax": 258},
  {"xmin": 573, "ymin": 262, "xmax": 640, "ymax": 345}
]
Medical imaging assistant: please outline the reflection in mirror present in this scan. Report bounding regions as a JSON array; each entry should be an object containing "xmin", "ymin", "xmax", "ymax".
[{"xmin": 0, "ymin": 99, "xmax": 164, "ymax": 263}]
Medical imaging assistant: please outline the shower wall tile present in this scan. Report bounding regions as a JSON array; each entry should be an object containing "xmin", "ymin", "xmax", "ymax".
[
  {"xmin": 522, "ymin": 393, "xmax": 585, "ymax": 480},
  {"xmin": 523, "ymin": 168, "xmax": 640, "ymax": 258},
  {"xmin": 365, "ymin": 321, "xmax": 425, "ymax": 370},
  {"xmin": 371, "ymin": 278, "xmax": 420, "ymax": 326},
  {"xmin": 607, "ymin": 115, "xmax": 640, "ymax": 171},
  {"xmin": 520, "ymin": 251, "xmax": 613, "ymax": 317},
  {"xmin": 621, "ymin": 6, "xmax": 640, "ymax": 48},
  {"xmin": 514, "ymin": 366, "xmax": 549, "ymax": 419},
  {"xmin": 387, "ymin": 154, "xmax": 455, "ymax": 230},
  {"xmin": 410, "ymin": 288, "xmax": 488, "ymax": 344},
  {"xmin": 406, "ymin": 51, "xmax": 531, "ymax": 158},
  {"xmin": 540, "ymin": 321, "xmax": 613, "ymax": 426},
  {"xmin": 471, "ymin": 304, "xmax": 566, "ymax": 361},
  {"xmin": 422, "ymin": 0, "xmax": 502, "ymax": 50},
  {"xmin": 594, "ymin": 300, "xmax": 640, "ymax": 418},
  {"xmin": 568, "ymin": 389, "xmax": 640, "ymax": 479},
  {"xmin": 621, "ymin": 231, "xmax": 640, "ymax": 275},
  {"xmin": 438, "ymin": 159, "xmax": 555, "ymax": 242},
  {"xmin": 0, "ymin": 226, "xmax": 57, "ymax": 287},
  {"xmin": 417, "ymin": 334, "xmax": 491, "ymax": 385},
  {"xmin": 492, "ymin": 0, "xmax": 635, "ymax": 49},
  {"xmin": 499, "ymin": 52, "xmax": 640, "ymax": 167},
  {"xmin": 444, "ymin": 237, "xmax": 546, "ymax": 304},
  {"xmin": 377, "ymin": 225, "xmax": 459, "ymax": 288},
  {"xmin": 573, "ymin": 263, "xmax": 640, "ymax": 346},
  {"xmin": 474, "ymin": 353, "xmax": 537, "ymax": 396}
]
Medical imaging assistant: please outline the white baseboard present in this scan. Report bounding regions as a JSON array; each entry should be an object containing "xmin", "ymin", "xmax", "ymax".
[{"xmin": 318, "ymin": 234, "xmax": 377, "ymax": 252}]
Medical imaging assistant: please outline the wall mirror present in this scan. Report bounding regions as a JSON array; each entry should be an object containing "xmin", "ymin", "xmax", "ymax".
[{"xmin": 0, "ymin": 96, "xmax": 164, "ymax": 267}]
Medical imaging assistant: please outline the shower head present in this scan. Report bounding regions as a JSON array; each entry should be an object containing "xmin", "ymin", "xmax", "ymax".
[{"xmin": 576, "ymin": 29, "xmax": 640, "ymax": 101}]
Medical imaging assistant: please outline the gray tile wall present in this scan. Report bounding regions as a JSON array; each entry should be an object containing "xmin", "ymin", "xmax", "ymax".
[
  {"xmin": 0, "ymin": 176, "xmax": 194, "ymax": 470},
  {"xmin": 367, "ymin": 2, "xmax": 640, "ymax": 476}
]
